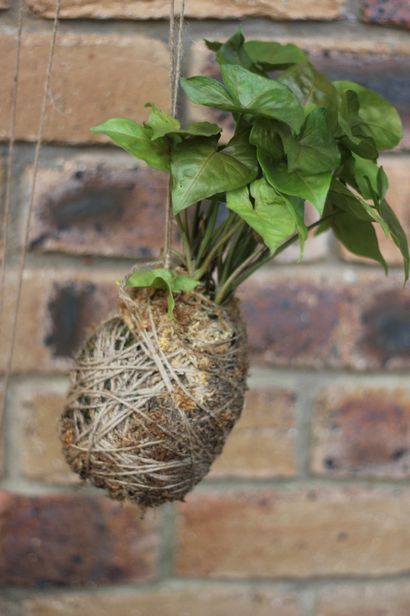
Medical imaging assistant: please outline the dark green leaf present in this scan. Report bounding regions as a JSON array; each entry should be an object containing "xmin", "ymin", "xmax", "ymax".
[
  {"xmin": 221, "ymin": 64, "xmax": 304, "ymax": 131},
  {"xmin": 336, "ymin": 90, "xmax": 379, "ymax": 159},
  {"xmin": 244, "ymin": 40, "xmax": 307, "ymax": 69},
  {"xmin": 259, "ymin": 150, "xmax": 332, "ymax": 214},
  {"xmin": 206, "ymin": 30, "xmax": 255, "ymax": 70},
  {"xmin": 91, "ymin": 118, "xmax": 170, "ymax": 171},
  {"xmin": 379, "ymin": 199, "xmax": 409, "ymax": 281},
  {"xmin": 180, "ymin": 76, "xmax": 236, "ymax": 110},
  {"xmin": 126, "ymin": 268, "xmax": 199, "ymax": 317},
  {"xmin": 328, "ymin": 180, "xmax": 389, "ymax": 235},
  {"xmin": 283, "ymin": 108, "xmax": 341, "ymax": 174},
  {"xmin": 182, "ymin": 121, "xmax": 222, "ymax": 137},
  {"xmin": 332, "ymin": 213, "xmax": 387, "ymax": 272},
  {"xmin": 249, "ymin": 118, "xmax": 286, "ymax": 160},
  {"xmin": 278, "ymin": 62, "xmax": 338, "ymax": 131},
  {"xmin": 334, "ymin": 81, "xmax": 403, "ymax": 150},
  {"xmin": 171, "ymin": 128, "xmax": 258, "ymax": 213}
]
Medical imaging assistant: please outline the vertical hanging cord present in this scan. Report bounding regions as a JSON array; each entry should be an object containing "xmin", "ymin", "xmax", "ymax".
[
  {"xmin": 0, "ymin": 0, "xmax": 25, "ymax": 341},
  {"xmin": 163, "ymin": 0, "xmax": 186, "ymax": 269},
  {"xmin": 0, "ymin": 0, "xmax": 61, "ymax": 420}
]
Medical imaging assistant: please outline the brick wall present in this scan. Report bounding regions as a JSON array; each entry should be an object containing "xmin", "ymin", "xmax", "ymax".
[{"xmin": 0, "ymin": 1, "xmax": 410, "ymax": 614}]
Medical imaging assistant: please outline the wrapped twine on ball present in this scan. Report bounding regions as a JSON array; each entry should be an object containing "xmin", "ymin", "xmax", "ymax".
[{"xmin": 60, "ymin": 276, "xmax": 248, "ymax": 508}]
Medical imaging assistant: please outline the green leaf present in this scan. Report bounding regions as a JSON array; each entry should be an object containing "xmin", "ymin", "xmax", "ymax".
[
  {"xmin": 227, "ymin": 179, "xmax": 297, "ymax": 254},
  {"xmin": 91, "ymin": 118, "xmax": 170, "ymax": 171},
  {"xmin": 289, "ymin": 196, "xmax": 308, "ymax": 257},
  {"xmin": 379, "ymin": 199, "xmax": 409, "ymax": 282},
  {"xmin": 244, "ymin": 40, "xmax": 307, "ymax": 69},
  {"xmin": 278, "ymin": 62, "xmax": 338, "ymax": 131},
  {"xmin": 249, "ymin": 118, "xmax": 286, "ymax": 160},
  {"xmin": 342, "ymin": 154, "xmax": 383, "ymax": 200},
  {"xmin": 336, "ymin": 90, "xmax": 379, "ymax": 159},
  {"xmin": 334, "ymin": 81, "xmax": 403, "ymax": 151},
  {"xmin": 182, "ymin": 121, "xmax": 222, "ymax": 137},
  {"xmin": 126, "ymin": 268, "xmax": 199, "ymax": 317},
  {"xmin": 329, "ymin": 180, "xmax": 389, "ymax": 235},
  {"xmin": 332, "ymin": 213, "xmax": 387, "ymax": 273},
  {"xmin": 259, "ymin": 150, "xmax": 332, "ymax": 214},
  {"xmin": 221, "ymin": 64, "xmax": 304, "ymax": 131},
  {"xmin": 144, "ymin": 103, "xmax": 180, "ymax": 140},
  {"xmin": 205, "ymin": 30, "xmax": 255, "ymax": 70},
  {"xmin": 180, "ymin": 76, "xmax": 236, "ymax": 111},
  {"xmin": 283, "ymin": 108, "xmax": 341, "ymax": 174},
  {"xmin": 171, "ymin": 127, "xmax": 258, "ymax": 213}
]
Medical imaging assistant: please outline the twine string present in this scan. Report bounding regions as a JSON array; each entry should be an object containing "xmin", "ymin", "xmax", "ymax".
[
  {"xmin": 0, "ymin": 0, "xmax": 61, "ymax": 419},
  {"xmin": 0, "ymin": 0, "xmax": 25, "ymax": 344},
  {"xmin": 163, "ymin": 0, "xmax": 186, "ymax": 269}
]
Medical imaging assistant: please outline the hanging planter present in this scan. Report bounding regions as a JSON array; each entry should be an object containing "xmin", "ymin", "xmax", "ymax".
[{"xmin": 61, "ymin": 31, "xmax": 409, "ymax": 508}]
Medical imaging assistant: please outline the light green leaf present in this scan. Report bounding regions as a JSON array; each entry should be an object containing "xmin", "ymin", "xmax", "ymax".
[
  {"xmin": 91, "ymin": 118, "xmax": 169, "ymax": 171},
  {"xmin": 221, "ymin": 64, "xmax": 304, "ymax": 131},
  {"xmin": 180, "ymin": 76, "xmax": 236, "ymax": 110},
  {"xmin": 171, "ymin": 128, "xmax": 258, "ymax": 213},
  {"xmin": 283, "ymin": 108, "xmax": 341, "ymax": 174},
  {"xmin": 182, "ymin": 121, "xmax": 222, "ymax": 137},
  {"xmin": 259, "ymin": 150, "xmax": 332, "ymax": 214},
  {"xmin": 334, "ymin": 81, "xmax": 403, "ymax": 151},
  {"xmin": 144, "ymin": 103, "xmax": 180, "ymax": 140},
  {"xmin": 244, "ymin": 40, "xmax": 307, "ymax": 69},
  {"xmin": 227, "ymin": 180, "xmax": 297, "ymax": 254},
  {"xmin": 126, "ymin": 268, "xmax": 199, "ymax": 317},
  {"xmin": 278, "ymin": 62, "xmax": 338, "ymax": 131}
]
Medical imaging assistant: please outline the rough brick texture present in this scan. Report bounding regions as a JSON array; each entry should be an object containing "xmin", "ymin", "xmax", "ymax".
[
  {"xmin": 316, "ymin": 582, "xmax": 410, "ymax": 615},
  {"xmin": 0, "ymin": 34, "xmax": 168, "ymax": 144},
  {"xmin": 210, "ymin": 388, "xmax": 297, "ymax": 478},
  {"xmin": 22, "ymin": 585, "xmax": 298, "ymax": 616},
  {"xmin": 312, "ymin": 386, "xmax": 410, "ymax": 478},
  {"xmin": 0, "ymin": 0, "xmax": 9, "ymax": 9},
  {"xmin": 27, "ymin": 160, "xmax": 168, "ymax": 258},
  {"xmin": 27, "ymin": 0, "xmax": 346, "ymax": 20},
  {"xmin": 240, "ymin": 270, "xmax": 410, "ymax": 371},
  {"xmin": 362, "ymin": 0, "xmax": 410, "ymax": 29},
  {"xmin": 176, "ymin": 487, "xmax": 410, "ymax": 578},
  {"xmin": 0, "ymin": 491, "xmax": 159, "ymax": 586}
]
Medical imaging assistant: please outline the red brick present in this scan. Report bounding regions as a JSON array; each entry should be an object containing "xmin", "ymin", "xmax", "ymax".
[
  {"xmin": 0, "ymin": 269, "xmax": 118, "ymax": 373},
  {"xmin": 15, "ymin": 386, "xmax": 79, "ymax": 484},
  {"xmin": 176, "ymin": 487, "xmax": 410, "ymax": 578},
  {"xmin": 210, "ymin": 388, "xmax": 297, "ymax": 478},
  {"xmin": 27, "ymin": 0, "xmax": 346, "ymax": 20},
  {"xmin": 239, "ymin": 269, "xmax": 410, "ymax": 370},
  {"xmin": 0, "ymin": 491, "xmax": 159, "ymax": 586},
  {"xmin": 362, "ymin": 0, "xmax": 410, "ymax": 29},
  {"xmin": 23, "ymin": 585, "xmax": 299, "ymax": 616},
  {"xmin": 311, "ymin": 386, "xmax": 410, "ymax": 478},
  {"xmin": 0, "ymin": 1, "xmax": 9, "ymax": 9},
  {"xmin": 27, "ymin": 160, "xmax": 168, "ymax": 258},
  {"xmin": 188, "ymin": 42, "xmax": 410, "ymax": 150},
  {"xmin": 0, "ymin": 33, "xmax": 168, "ymax": 144},
  {"xmin": 316, "ymin": 582, "xmax": 410, "ymax": 615}
]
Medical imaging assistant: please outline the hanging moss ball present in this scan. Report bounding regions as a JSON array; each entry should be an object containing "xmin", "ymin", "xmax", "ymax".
[{"xmin": 60, "ymin": 287, "xmax": 248, "ymax": 508}]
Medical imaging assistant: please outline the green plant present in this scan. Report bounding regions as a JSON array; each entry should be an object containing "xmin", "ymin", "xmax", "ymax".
[{"xmin": 93, "ymin": 31, "xmax": 409, "ymax": 309}]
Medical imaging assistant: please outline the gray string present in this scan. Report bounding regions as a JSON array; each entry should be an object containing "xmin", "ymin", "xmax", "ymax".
[{"xmin": 163, "ymin": 0, "xmax": 186, "ymax": 269}]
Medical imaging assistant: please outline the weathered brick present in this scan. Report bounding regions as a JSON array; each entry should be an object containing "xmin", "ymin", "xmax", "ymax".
[
  {"xmin": 16, "ymin": 386, "xmax": 79, "ymax": 484},
  {"xmin": 176, "ymin": 487, "xmax": 410, "ymax": 578},
  {"xmin": 362, "ymin": 0, "xmax": 410, "ymax": 29},
  {"xmin": 27, "ymin": 160, "xmax": 169, "ymax": 258},
  {"xmin": 27, "ymin": 0, "xmax": 346, "ymax": 21},
  {"xmin": 23, "ymin": 584, "xmax": 298, "ymax": 616},
  {"xmin": 0, "ymin": 491, "xmax": 159, "ymax": 586},
  {"xmin": 0, "ymin": 33, "xmax": 168, "ymax": 144},
  {"xmin": 188, "ymin": 42, "xmax": 410, "ymax": 149},
  {"xmin": 239, "ymin": 269, "xmax": 410, "ymax": 370},
  {"xmin": 316, "ymin": 581, "xmax": 410, "ymax": 616},
  {"xmin": 311, "ymin": 386, "xmax": 410, "ymax": 478},
  {"xmin": 0, "ymin": 0, "xmax": 9, "ymax": 8},
  {"xmin": 0, "ymin": 269, "xmax": 118, "ymax": 373},
  {"xmin": 210, "ymin": 388, "xmax": 297, "ymax": 478},
  {"xmin": 340, "ymin": 156, "xmax": 410, "ymax": 265}
]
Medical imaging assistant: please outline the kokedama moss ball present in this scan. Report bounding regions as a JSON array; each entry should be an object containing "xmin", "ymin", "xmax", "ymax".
[{"xmin": 60, "ymin": 286, "xmax": 248, "ymax": 508}]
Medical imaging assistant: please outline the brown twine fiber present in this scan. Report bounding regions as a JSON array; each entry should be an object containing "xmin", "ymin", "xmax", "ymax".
[{"xmin": 61, "ymin": 277, "xmax": 248, "ymax": 508}]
